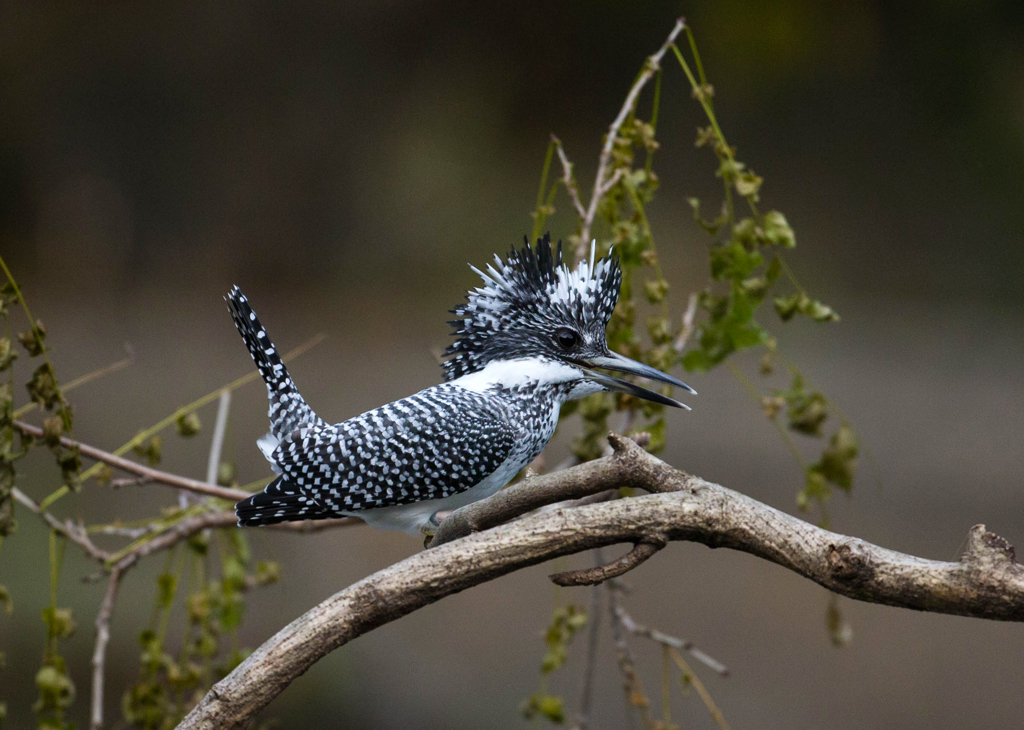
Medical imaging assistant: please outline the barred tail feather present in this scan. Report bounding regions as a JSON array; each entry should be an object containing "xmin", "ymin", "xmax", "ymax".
[
  {"xmin": 225, "ymin": 286, "xmax": 323, "ymax": 439},
  {"xmin": 235, "ymin": 476, "xmax": 330, "ymax": 526}
]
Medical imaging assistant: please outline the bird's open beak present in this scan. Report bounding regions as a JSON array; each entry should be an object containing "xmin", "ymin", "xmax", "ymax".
[{"xmin": 580, "ymin": 352, "xmax": 696, "ymax": 410}]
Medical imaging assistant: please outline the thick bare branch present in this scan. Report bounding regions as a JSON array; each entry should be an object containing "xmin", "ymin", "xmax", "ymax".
[
  {"xmin": 576, "ymin": 17, "xmax": 687, "ymax": 260},
  {"xmin": 429, "ymin": 433, "xmax": 686, "ymax": 547},
  {"xmin": 178, "ymin": 438, "xmax": 1024, "ymax": 730}
]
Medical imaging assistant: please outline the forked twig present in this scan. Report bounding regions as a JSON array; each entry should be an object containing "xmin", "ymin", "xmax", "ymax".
[{"xmin": 576, "ymin": 17, "xmax": 687, "ymax": 260}]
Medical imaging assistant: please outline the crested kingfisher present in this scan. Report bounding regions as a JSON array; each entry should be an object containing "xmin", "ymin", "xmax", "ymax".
[{"xmin": 228, "ymin": 235, "xmax": 695, "ymax": 535}]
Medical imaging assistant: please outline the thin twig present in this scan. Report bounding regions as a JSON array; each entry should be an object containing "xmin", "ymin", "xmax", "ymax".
[
  {"xmin": 109, "ymin": 476, "xmax": 153, "ymax": 489},
  {"xmin": 205, "ymin": 389, "xmax": 232, "ymax": 487},
  {"xmin": 608, "ymin": 585, "xmax": 655, "ymax": 730},
  {"xmin": 90, "ymin": 566, "xmax": 123, "ymax": 730},
  {"xmin": 13, "ymin": 349, "xmax": 134, "ymax": 419},
  {"xmin": 573, "ymin": 549, "xmax": 605, "ymax": 730},
  {"xmin": 673, "ymin": 292, "xmax": 699, "ymax": 353},
  {"xmin": 669, "ymin": 648, "xmax": 731, "ymax": 730},
  {"xmin": 14, "ymin": 420, "xmax": 251, "ymax": 502},
  {"xmin": 614, "ymin": 604, "xmax": 729, "ymax": 677},
  {"xmin": 576, "ymin": 17, "xmax": 687, "ymax": 261},
  {"xmin": 11, "ymin": 487, "xmax": 113, "ymax": 563},
  {"xmin": 552, "ymin": 135, "xmax": 588, "ymax": 220},
  {"xmin": 90, "ymin": 524, "xmax": 156, "ymax": 539},
  {"xmin": 111, "ymin": 511, "xmax": 357, "ymax": 573}
]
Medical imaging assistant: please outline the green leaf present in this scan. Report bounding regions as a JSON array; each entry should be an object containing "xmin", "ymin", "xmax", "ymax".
[
  {"xmin": 175, "ymin": 411, "xmax": 201, "ymax": 437},
  {"xmin": 26, "ymin": 364, "xmax": 60, "ymax": 410},
  {"xmin": 681, "ymin": 348, "xmax": 711, "ymax": 372},
  {"xmin": 16, "ymin": 320, "xmax": 46, "ymax": 357},
  {"xmin": 763, "ymin": 211, "xmax": 796, "ymax": 248},
  {"xmin": 710, "ymin": 240, "xmax": 763, "ymax": 281},
  {"xmin": 688, "ymin": 197, "xmax": 726, "ymax": 235},
  {"xmin": 216, "ymin": 461, "xmax": 235, "ymax": 487},
  {"xmin": 0, "ymin": 338, "xmax": 16, "ymax": 371},
  {"xmin": 41, "ymin": 607, "xmax": 75, "ymax": 639},
  {"xmin": 774, "ymin": 292, "xmax": 839, "ymax": 323},
  {"xmin": 42, "ymin": 416, "xmax": 64, "ymax": 447},
  {"xmin": 157, "ymin": 573, "xmax": 177, "ymax": 609},
  {"xmin": 254, "ymin": 561, "xmax": 281, "ymax": 586},
  {"xmin": 34, "ymin": 664, "xmax": 75, "ymax": 708},
  {"xmin": 521, "ymin": 694, "xmax": 565, "ymax": 724},
  {"xmin": 643, "ymin": 279, "xmax": 669, "ymax": 304},
  {"xmin": 778, "ymin": 375, "xmax": 829, "ymax": 436},
  {"xmin": 646, "ymin": 318, "xmax": 673, "ymax": 347},
  {"xmin": 734, "ymin": 170, "xmax": 763, "ymax": 200},
  {"xmin": 540, "ymin": 605, "xmax": 587, "ymax": 674},
  {"xmin": 0, "ymin": 584, "xmax": 11, "ymax": 614},
  {"xmin": 803, "ymin": 298, "xmax": 840, "ymax": 322},
  {"xmin": 132, "ymin": 436, "xmax": 162, "ymax": 467},
  {"xmin": 716, "ymin": 158, "xmax": 745, "ymax": 181},
  {"xmin": 826, "ymin": 598, "xmax": 854, "ymax": 646},
  {"xmin": 815, "ymin": 425, "xmax": 859, "ymax": 491}
]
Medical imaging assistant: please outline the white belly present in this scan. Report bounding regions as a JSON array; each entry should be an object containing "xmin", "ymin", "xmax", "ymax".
[{"xmin": 343, "ymin": 450, "xmax": 529, "ymax": 535}]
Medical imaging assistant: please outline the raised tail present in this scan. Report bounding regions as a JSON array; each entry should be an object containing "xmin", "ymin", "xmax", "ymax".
[
  {"xmin": 225, "ymin": 286, "xmax": 323, "ymax": 442},
  {"xmin": 235, "ymin": 476, "xmax": 331, "ymax": 526}
]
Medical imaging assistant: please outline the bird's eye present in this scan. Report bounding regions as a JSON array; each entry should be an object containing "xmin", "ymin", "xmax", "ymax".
[{"xmin": 555, "ymin": 328, "xmax": 579, "ymax": 350}]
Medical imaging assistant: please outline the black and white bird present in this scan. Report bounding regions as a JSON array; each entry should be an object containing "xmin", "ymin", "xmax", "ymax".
[{"xmin": 227, "ymin": 235, "xmax": 695, "ymax": 536}]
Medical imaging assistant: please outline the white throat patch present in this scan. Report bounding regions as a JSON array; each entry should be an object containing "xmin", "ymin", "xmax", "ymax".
[{"xmin": 452, "ymin": 357, "xmax": 583, "ymax": 393}]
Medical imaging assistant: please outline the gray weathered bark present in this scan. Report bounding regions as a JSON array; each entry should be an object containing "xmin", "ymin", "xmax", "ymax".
[{"xmin": 178, "ymin": 436, "xmax": 1024, "ymax": 730}]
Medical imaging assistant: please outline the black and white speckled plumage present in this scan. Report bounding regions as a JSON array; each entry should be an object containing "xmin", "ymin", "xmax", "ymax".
[{"xmin": 228, "ymin": 236, "xmax": 658, "ymax": 535}]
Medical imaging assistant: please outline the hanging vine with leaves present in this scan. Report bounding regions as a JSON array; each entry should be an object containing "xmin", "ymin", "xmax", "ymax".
[{"xmin": 520, "ymin": 18, "xmax": 862, "ymax": 727}]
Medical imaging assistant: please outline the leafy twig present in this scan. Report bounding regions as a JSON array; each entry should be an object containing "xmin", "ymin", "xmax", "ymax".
[{"xmin": 576, "ymin": 17, "xmax": 687, "ymax": 260}]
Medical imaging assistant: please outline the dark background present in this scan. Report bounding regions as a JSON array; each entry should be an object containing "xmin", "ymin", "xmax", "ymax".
[{"xmin": 2, "ymin": 1, "xmax": 1023, "ymax": 728}]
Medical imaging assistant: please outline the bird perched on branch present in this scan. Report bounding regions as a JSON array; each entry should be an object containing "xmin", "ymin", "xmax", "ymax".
[{"xmin": 227, "ymin": 235, "xmax": 695, "ymax": 536}]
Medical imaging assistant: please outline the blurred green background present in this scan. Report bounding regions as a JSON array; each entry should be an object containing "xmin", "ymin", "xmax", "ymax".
[{"xmin": 1, "ymin": 1, "xmax": 1023, "ymax": 728}]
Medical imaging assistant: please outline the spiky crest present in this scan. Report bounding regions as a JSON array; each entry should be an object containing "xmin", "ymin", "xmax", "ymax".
[{"xmin": 443, "ymin": 234, "xmax": 622, "ymax": 381}]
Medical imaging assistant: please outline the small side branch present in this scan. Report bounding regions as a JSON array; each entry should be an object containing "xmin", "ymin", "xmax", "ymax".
[
  {"xmin": 11, "ymin": 487, "xmax": 113, "ymax": 563},
  {"xmin": 607, "ymin": 585, "xmax": 655, "ymax": 729},
  {"xmin": 614, "ymin": 604, "xmax": 728, "ymax": 677},
  {"xmin": 90, "ymin": 566, "xmax": 123, "ymax": 730},
  {"xmin": 573, "ymin": 550, "xmax": 605, "ymax": 730},
  {"xmin": 550, "ymin": 542, "xmax": 663, "ymax": 586},
  {"xmin": 15, "ymin": 420, "xmax": 251, "ymax": 502},
  {"xmin": 552, "ymin": 135, "xmax": 588, "ymax": 220}
]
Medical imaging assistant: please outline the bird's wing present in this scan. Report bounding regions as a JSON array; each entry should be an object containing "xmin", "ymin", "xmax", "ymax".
[{"xmin": 240, "ymin": 384, "xmax": 518, "ymax": 522}]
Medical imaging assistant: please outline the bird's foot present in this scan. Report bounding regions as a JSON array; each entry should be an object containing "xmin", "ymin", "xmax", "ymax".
[{"xmin": 420, "ymin": 511, "xmax": 442, "ymax": 549}]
